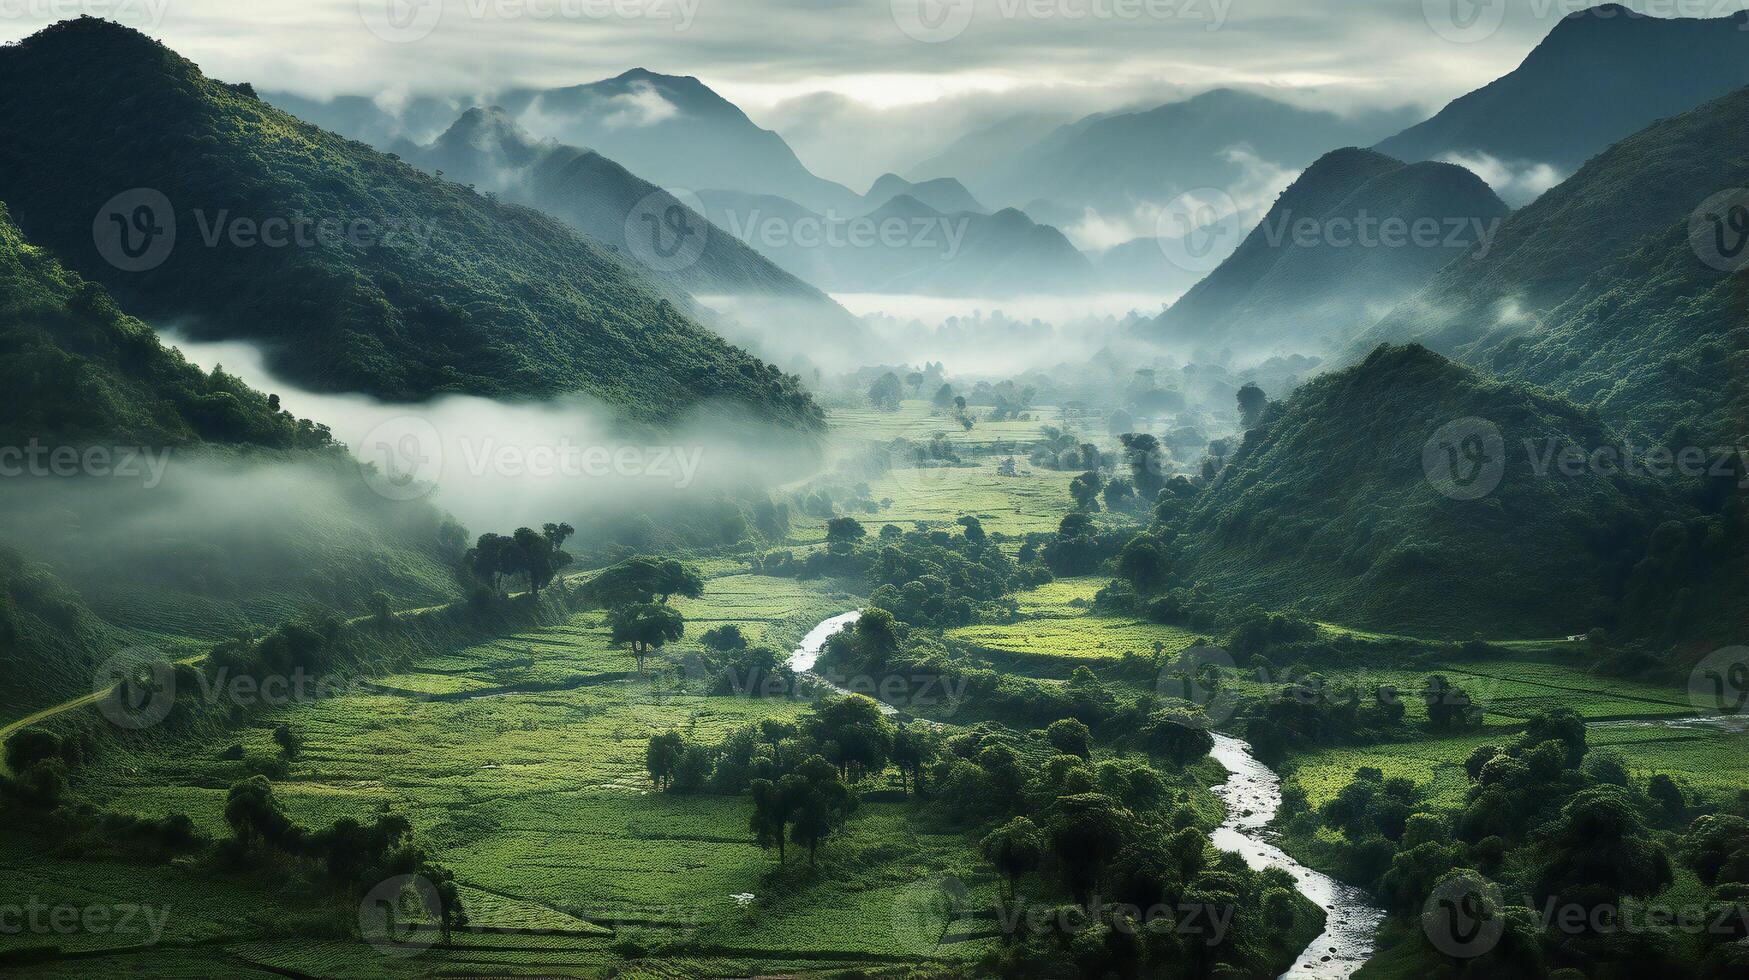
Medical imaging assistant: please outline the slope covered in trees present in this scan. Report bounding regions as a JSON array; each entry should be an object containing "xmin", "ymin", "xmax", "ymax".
[
  {"xmin": 0, "ymin": 202, "xmax": 328, "ymax": 449},
  {"xmin": 1153, "ymin": 148, "xmax": 1508, "ymax": 352},
  {"xmin": 1169, "ymin": 345, "xmax": 1672, "ymax": 638},
  {"xmin": 0, "ymin": 19, "xmax": 821, "ymax": 432}
]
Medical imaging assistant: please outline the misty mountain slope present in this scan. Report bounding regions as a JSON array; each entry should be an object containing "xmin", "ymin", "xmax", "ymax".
[
  {"xmin": 1174, "ymin": 344, "xmax": 1670, "ymax": 638},
  {"xmin": 0, "ymin": 545, "xmax": 133, "ymax": 726},
  {"xmin": 969, "ymin": 89, "xmax": 1414, "ymax": 213},
  {"xmin": 492, "ymin": 68, "xmax": 861, "ymax": 213},
  {"xmin": 862, "ymin": 173, "xmax": 986, "ymax": 215},
  {"xmin": 1375, "ymin": 6, "xmax": 1749, "ymax": 199},
  {"xmin": 1357, "ymin": 85, "xmax": 1749, "ymax": 445},
  {"xmin": 908, "ymin": 110, "xmax": 1078, "ymax": 186},
  {"xmin": 1152, "ymin": 148, "xmax": 1509, "ymax": 351},
  {"xmin": 410, "ymin": 107, "xmax": 859, "ymax": 322},
  {"xmin": 0, "ymin": 19, "xmax": 821, "ymax": 432},
  {"xmin": 698, "ymin": 189, "xmax": 1097, "ymax": 296},
  {"xmin": 0, "ymin": 202, "xmax": 328, "ymax": 450}
]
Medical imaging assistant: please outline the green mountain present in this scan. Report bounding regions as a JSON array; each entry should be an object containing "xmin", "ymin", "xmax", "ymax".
[
  {"xmin": 0, "ymin": 19, "xmax": 821, "ymax": 432},
  {"xmin": 1152, "ymin": 148, "xmax": 1509, "ymax": 353},
  {"xmin": 1375, "ymin": 6, "xmax": 1749, "ymax": 203},
  {"xmin": 1173, "ymin": 345, "xmax": 1670, "ymax": 638},
  {"xmin": 0, "ymin": 202, "xmax": 328, "ymax": 449},
  {"xmin": 1357, "ymin": 86, "xmax": 1749, "ymax": 447}
]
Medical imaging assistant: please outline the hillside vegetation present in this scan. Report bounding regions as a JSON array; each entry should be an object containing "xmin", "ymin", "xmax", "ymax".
[
  {"xmin": 1172, "ymin": 345, "xmax": 1671, "ymax": 637},
  {"xmin": 0, "ymin": 18, "xmax": 821, "ymax": 431}
]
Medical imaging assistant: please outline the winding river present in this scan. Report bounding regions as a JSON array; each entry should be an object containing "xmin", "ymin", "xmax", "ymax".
[{"xmin": 789, "ymin": 612, "xmax": 1385, "ymax": 980}]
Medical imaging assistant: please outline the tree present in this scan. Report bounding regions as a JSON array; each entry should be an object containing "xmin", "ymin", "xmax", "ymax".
[
  {"xmin": 1117, "ymin": 535, "xmax": 1168, "ymax": 592},
  {"xmin": 515, "ymin": 523, "xmax": 575, "ymax": 593},
  {"xmin": 1046, "ymin": 718, "xmax": 1092, "ymax": 760},
  {"xmin": 982, "ymin": 817, "xmax": 1046, "ymax": 900},
  {"xmin": 957, "ymin": 515, "xmax": 986, "ymax": 545},
  {"xmin": 1421, "ymin": 675, "xmax": 1477, "ymax": 730},
  {"xmin": 464, "ymin": 532, "xmax": 518, "ymax": 592},
  {"xmin": 1236, "ymin": 383, "xmax": 1267, "ymax": 429},
  {"xmin": 1069, "ymin": 470, "xmax": 1103, "ymax": 511},
  {"xmin": 1047, "ymin": 793, "xmax": 1133, "ymax": 904},
  {"xmin": 610, "ymin": 603, "xmax": 685, "ymax": 671},
  {"xmin": 368, "ymin": 591, "xmax": 393, "ymax": 623},
  {"xmin": 789, "ymin": 755, "xmax": 858, "ymax": 863},
  {"xmin": 272, "ymin": 724, "xmax": 303, "ymax": 760},
  {"xmin": 749, "ymin": 776, "xmax": 798, "ymax": 862},
  {"xmin": 225, "ymin": 776, "xmax": 301, "ymax": 850},
  {"xmin": 583, "ymin": 557, "xmax": 702, "ymax": 608},
  {"xmin": 1534, "ymin": 786, "xmax": 1674, "ymax": 920},
  {"xmin": 932, "ymin": 382, "xmax": 955, "ymax": 411},
  {"xmin": 1118, "ymin": 433, "xmax": 1167, "ymax": 500},
  {"xmin": 1647, "ymin": 773, "xmax": 1686, "ymax": 815},
  {"xmin": 825, "ymin": 517, "xmax": 866, "ymax": 551},
  {"xmin": 892, "ymin": 723, "xmax": 940, "ymax": 796},
  {"xmin": 806, "ymin": 695, "xmax": 895, "ymax": 782},
  {"xmin": 646, "ymin": 731, "xmax": 687, "ymax": 790},
  {"xmin": 1140, "ymin": 708, "xmax": 1214, "ymax": 765},
  {"xmin": 700, "ymin": 624, "xmax": 748, "ymax": 652},
  {"xmin": 869, "ymin": 372, "xmax": 904, "ymax": 411}
]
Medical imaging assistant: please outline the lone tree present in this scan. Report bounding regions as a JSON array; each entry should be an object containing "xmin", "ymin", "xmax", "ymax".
[
  {"xmin": 788, "ymin": 755, "xmax": 858, "ymax": 863},
  {"xmin": 272, "ymin": 724, "xmax": 303, "ymax": 760},
  {"xmin": 1421, "ymin": 675, "xmax": 1477, "ymax": 730},
  {"xmin": 1236, "ymin": 382, "xmax": 1268, "ymax": 429},
  {"xmin": 869, "ymin": 372, "xmax": 904, "ymax": 411},
  {"xmin": 610, "ymin": 603, "xmax": 685, "ymax": 672},
  {"xmin": 583, "ymin": 556, "xmax": 703, "ymax": 607},
  {"xmin": 982, "ymin": 816, "xmax": 1046, "ymax": 900},
  {"xmin": 1069, "ymin": 470, "xmax": 1104, "ymax": 512},
  {"xmin": 1118, "ymin": 433, "xmax": 1168, "ymax": 500},
  {"xmin": 646, "ymin": 731, "xmax": 687, "ymax": 790}
]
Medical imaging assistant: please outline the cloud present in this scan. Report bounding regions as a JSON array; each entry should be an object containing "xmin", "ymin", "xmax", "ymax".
[
  {"xmin": 601, "ymin": 81, "xmax": 680, "ymax": 129},
  {"xmin": 1436, "ymin": 151, "xmax": 1565, "ymax": 205}
]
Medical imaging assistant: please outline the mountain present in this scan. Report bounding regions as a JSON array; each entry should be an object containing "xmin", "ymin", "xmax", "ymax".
[
  {"xmin": 414, "ymin": 108, "xmax": 858, "ymax": 307},
  {"xmin": 908, "ymin": 111, "xmax": 1078, "ymax": 187},
  {"xmin": 0, "ymin": 202, "xmax": 328, "ymax": 450},
  {"xmin": 1151, "ymin": 148, "xmax": 1509, "ymax": 353},
  {"xmin": 862, "ymin": 174, "xmax": 985, "ymax": 215},
  {"xmin": 0, "ymin": 19, "xmax": 821, "ymax": 432},
  {"xmin": 1173, "ymin": 344, "xmax": 1670, "ymax": 638},
  {"xmin": 698, "ymin": 190, "xmax": 1098, "ymax": 296},
  {"xmin": 1374, "ymin": 6, "xmax": 1749, "ymax": 203},
  {"xmin": 490, "ymin": 69, "xmax": 861, "ymax": 214},
  {"xmin": 962, "ymin": 89, "xmax": 1416, "ymax": 214},
  {"xmin": 1356, "ymin": 86, "xmax": 1749, "ymax": 448}
]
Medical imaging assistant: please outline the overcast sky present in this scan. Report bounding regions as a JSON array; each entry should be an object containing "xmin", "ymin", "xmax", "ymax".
[{"xmin": 6, "ymin": 0, "xmax": 1740, "ymax": 184}]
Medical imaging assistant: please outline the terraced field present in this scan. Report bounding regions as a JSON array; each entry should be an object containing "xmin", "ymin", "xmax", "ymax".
[{"xmin": 35, "ymin": 573, "xmax": 1001, "ymax": 976}]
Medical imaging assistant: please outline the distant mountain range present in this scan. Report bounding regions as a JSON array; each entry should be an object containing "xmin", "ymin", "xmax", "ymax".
[
  {"xmin": 698, "ymin": 190, "xmax": 1097, "ymax": 296},
  {"xmin": 863, "ymin": 173, "xmax": 986, "ymax": 216},
  {"xmin": 1375, "ymin": 5, "xmax": 1749, "ymax": 204},
  {"xmin": 0, "ymin": 20, "xmax": 821, "ymax": 432},
  {"xmin": 931, "ymin": 89, "xmax": 1418, "ymax": 216},
  {"xmin": 1152, "ymin": 148, "xmax": 1509, "ymax": 352}
]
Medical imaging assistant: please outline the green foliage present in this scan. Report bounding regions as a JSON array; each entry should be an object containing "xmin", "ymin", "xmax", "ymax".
[{"xmin": 0, "ymin": 19, "xmax": 822, "ymax": 430}]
